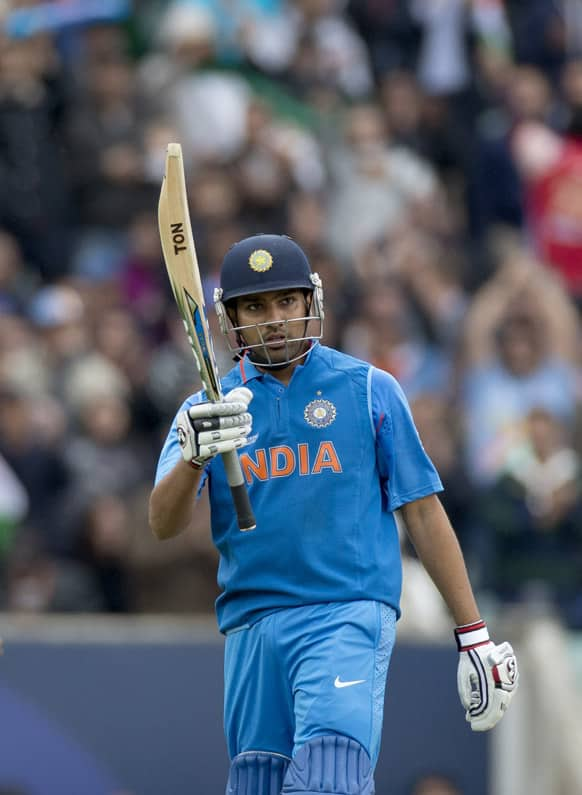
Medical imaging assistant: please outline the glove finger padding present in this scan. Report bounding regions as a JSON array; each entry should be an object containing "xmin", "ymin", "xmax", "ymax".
[
  {"xmin": 199, "ymin": 436, "xmax": 250, "ymax": 457},
  {"xmin": 489, "ymin": 641, "xmax": 519, "ymax": 691},
  {"xmin": 188, "ymin": 401, "xmax": 251, "ymax": 419},
  {"xmin": 197, "ymin": 425, "xmax": 252, "ymax": 448},
  {"xmin": 223, "ymin": 386, "xmax": 253, "ymax": 406},
  {"xmin": 191, "ymin": 412, "xmax": 252, "ymax": 432}
]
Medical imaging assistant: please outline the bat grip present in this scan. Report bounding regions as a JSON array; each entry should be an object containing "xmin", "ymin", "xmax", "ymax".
[{"xmin": 221, "ymin": 450, "xmax": 256, "ymax": 531}]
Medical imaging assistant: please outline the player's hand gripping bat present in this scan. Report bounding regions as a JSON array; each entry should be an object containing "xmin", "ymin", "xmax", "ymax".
[{"xmin": 158, "ymin": 143, "xmax": 256, "ymax": 531}]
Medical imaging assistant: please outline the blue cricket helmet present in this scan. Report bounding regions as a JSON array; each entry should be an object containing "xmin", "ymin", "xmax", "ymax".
[
  {"xmin": 218, "ymin": 234, "xmax": 315, "ymax": 302},
  {"xmin": 214, "ymin": 234, "xmax": 324, "ymax": 367}
]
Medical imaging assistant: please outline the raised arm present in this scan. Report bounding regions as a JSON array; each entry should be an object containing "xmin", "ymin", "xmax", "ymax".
[
  {"xmin": 462, "ymin": 247, "xmax": 580, "ymax": 367},
  {"xmin": 461, "ymin": 256, "xmax": 531, "ymax": 366},
  {"xmin": 149, "ymin": 386, "xmax": 253, "ymax": 540}
]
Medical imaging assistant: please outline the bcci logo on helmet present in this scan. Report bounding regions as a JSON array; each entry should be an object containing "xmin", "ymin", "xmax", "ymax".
[
  {"xmin": 249, "ymin": 249, "xmax": 273, "ymax": 273},
  {"xmin": 304, "ymin": 399, "xmax": 336, "ymax": 428}
]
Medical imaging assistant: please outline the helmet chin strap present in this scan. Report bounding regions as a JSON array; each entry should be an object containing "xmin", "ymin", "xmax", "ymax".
[{"xmin": 245, "ymin": 340, "xmax": 313, "ymax": 370}]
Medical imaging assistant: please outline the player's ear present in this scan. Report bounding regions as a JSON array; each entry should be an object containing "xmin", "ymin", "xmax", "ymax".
[
  {"xmin": 225, "ymin": 300, "xmax": 238, "ymax": 326},
  {"xmin": 226, "ymin": 299, "xmax": 248, "ymax": 349}
]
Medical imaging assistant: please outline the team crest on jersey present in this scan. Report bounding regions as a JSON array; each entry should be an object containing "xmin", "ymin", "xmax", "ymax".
[
  {"xmin": 304, "ymin": 399, "xmax": 336, "ymax": 428},
  {"xmin": 249, "ymin": 249, "xmax": 273, "ymax": 273}
]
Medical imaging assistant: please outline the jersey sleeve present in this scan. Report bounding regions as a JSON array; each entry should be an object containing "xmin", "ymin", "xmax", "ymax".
[
  {"xmin": 154, "ymin": 392, "xmax": 209, "ymax": 495},
  {"xmin": 371, "ymin": 367, "xmax": 443, "ymax": 511}
]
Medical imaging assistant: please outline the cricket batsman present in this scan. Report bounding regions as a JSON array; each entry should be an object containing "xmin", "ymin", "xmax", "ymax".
[{"xmin": 149, "ymin": 234, "xmax": 518, "ymax": 795}]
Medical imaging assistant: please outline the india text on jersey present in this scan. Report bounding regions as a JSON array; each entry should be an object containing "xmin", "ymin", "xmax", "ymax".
[{"xmin": 240, "ymin": 442, "xmax": 343, "ymax": 483}]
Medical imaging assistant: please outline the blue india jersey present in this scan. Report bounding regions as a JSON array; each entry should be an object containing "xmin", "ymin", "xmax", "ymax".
[{"xmin": 155, "ymin": 344, "xmax": 443, "ymax": 633}]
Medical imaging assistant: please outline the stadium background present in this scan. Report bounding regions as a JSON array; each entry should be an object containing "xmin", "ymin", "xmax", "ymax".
[{"xmin": 0, "ymin": 1, "xmax": 581, "ymax": 794}]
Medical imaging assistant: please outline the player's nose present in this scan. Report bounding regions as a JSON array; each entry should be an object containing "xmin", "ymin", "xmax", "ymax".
[{"xmin": 263, "ymin": 301, "xmax": 286, "ymax": 324}]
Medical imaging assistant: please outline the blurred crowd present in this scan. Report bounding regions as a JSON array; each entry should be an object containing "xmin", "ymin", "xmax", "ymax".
[{"xmin": 0, "ymin": 0, "xmax": 580, "ymax": 628}]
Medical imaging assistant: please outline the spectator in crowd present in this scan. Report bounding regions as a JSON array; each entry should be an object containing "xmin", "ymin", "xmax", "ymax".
[
  {"xmin": 137, "ymin": 4, "xmax": 252, "ymax": 164},
  {"xmin": 231, "ymin": 98, "xmax": 325, "ymax": 233},
  {"xmin": 0, "ymin": 305, "xmax": 48, "ymax": 400},
  {"xmin": 0, "ymin": 386, "xmax": 70, "ymax": 556},
  {"xmin": 511, "ymin": 112, "xmax": 582, "ymax": 303},
  {"xmin": 460, "ymin": 246, "xmax": 579, "ymax": 487},
  {"xmin": 468, "ymin": 64, "xmax": 555, "ymax": 259},
  {"xmin": 342, "ymin": 278, "xmax": 451, "ymax": 402},
  {"xmin": 411, "ymin": 0, "xmax": 513, "ymax": 152},
  {"xmin": 232, "ymin": 99, "xmax": 298, "ymax": 231},
  {"xmin": 412, "ymin": 0, "xmax": 478, "ymax": 99},
  {"xmin": 365, "ymin": 227, "xmax": 469, "ymax": 351},
  {"xmin": 92, "ymin": 305, "xmax": 163, "ymax": 442},
  {"xmin": 477, "ymin": 407, "xmax": 582, "ymax": 628},
  {"xmin": 221, "ymin": 0, "xmax": 375, "ymax": 99},
  {"xmin": 504, "ymin": 0, "xmax": 568, "ymax": 78},
  {"xmin": 285, "ymin": 190, "xmax": 328, "ymax": 255},
  {"xmin": 155, "ymin": 0, "xmax": 289, "ymax": 68},
  {"xmin": 3, "ymin": 530, "xmax": 103, "ymax": 613},
  {"xmin": 64, "ymin": 392, "xmax": 148, "ymax": 512},
  {"xmin": 26, "ymin": 284, "xmax": 113, "ymax": 413},
  {"xmin": 346, "ymin": 0, "xmax": 422, "ymax": 76},
  {"xmin": 378, "ymin": 70, "xmax": 470, "ymax": 188},
  {"xmin": 76, "ymin": 492, "xmax": 133, "ymax": 612},
  {"xmin": 145, "ymin": 313, "xmax": 205, "ymax": 422},
  {"xmin": 0, "ymin": 33, "xmax": 72, "ymax": 279},
  {"xmin": 326, "ymin": 102, "xmax": 437, "ymax": 266},
  {"xmin": 116, "ymin": 210, "xmax": 169, "ymax": 342},
  {"xmin": 301, "ymin": 246, "xmax": 348, "ymax": 348},
  {"xmin": 126, "ymin": 484, "xmax": 220, "ymax": 614},
  {"xmin": 65, "ymin": 44, "xmax": 154, "ymax": 280},
  {"xmin": 187, "ymin": 165, "xmax": 243, "ymax": 255}
]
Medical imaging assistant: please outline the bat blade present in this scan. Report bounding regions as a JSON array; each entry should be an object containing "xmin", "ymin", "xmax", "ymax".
[
  {"xmin": 158, "ymin": 146, "xmax": 221, "ymax": 401},
  {"xmin": 158, "ymin": 143, "xmax": 256, "ymax": 531}
]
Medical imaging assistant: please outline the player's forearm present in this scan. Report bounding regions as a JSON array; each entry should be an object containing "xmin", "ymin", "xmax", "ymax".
[
  {"xmin": 148, "ymin": 460, "xmax": 204, "ymax": 540},
  {"xmin": 399, "ymin": 495, "xmax": 481, "ymax": 626}
]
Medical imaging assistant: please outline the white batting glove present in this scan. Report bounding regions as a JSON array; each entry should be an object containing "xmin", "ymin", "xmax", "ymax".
[
  {"xmin": 455, "ymin": 619, "xmax": 519, "ymax": 732},
  {"xmin": 176, "ymin": 387, "xmax": 253, "ymax": 469}
]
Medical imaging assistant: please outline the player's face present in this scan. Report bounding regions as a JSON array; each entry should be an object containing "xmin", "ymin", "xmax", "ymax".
[{"xmin": 234, "ymin": 289, "xmax": 311, "ymax": 366}]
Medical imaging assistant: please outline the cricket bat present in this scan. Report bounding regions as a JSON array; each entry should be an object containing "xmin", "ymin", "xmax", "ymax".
[{"xmin": 158, "ymin": 142, "xmax": 256, "ymax": 531}]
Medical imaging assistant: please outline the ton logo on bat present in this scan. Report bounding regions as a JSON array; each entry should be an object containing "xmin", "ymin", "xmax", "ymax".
[{"xmin": 171, "ymin": 222, "xmax": 187, "ymax": 255}]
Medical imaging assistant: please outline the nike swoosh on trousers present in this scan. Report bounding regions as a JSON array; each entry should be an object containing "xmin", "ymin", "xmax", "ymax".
[{"xmin": 334, "ymin": 676, "xmax": 366, "ymax": 688}]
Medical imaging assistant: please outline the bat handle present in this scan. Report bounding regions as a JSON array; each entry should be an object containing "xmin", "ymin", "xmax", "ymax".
[{"xmin": 221, "ymin": 450, "xmax": 256, "ymax": 531}]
